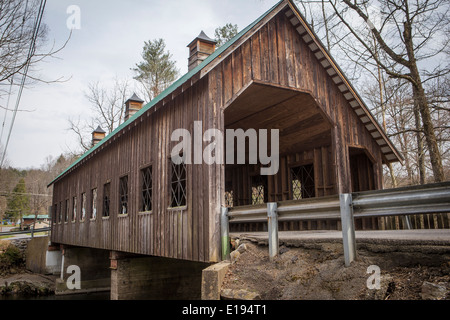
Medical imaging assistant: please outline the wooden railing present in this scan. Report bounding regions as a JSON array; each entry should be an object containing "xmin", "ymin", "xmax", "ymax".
[{"xmin": 221, "ymin": 181, "xmax": 450, "ymax": 266}]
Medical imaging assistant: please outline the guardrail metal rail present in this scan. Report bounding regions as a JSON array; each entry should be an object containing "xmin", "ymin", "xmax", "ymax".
[{"xmin": 221, "ymin": 181, "xmax": 450, "ymax": 266}]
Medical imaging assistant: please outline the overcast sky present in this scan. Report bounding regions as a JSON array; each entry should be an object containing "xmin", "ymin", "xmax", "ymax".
[{"xmin": 2, "ymin": 0, "xmax": 275, "ymax": 169}]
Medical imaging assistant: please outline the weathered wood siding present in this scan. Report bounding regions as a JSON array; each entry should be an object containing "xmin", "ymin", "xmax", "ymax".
[{"xmin": 52, "ymin": 77, "xmax": 222, "ymax": 263}]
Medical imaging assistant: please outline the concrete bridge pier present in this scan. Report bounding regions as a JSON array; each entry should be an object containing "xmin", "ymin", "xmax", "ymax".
[
  {"xmin": 56, "ymin": 245, "xmax": 111, "ymax": 295},
  {"xmin": 110, "ymin": 251, "xmax": 209, "ymax": 300}
]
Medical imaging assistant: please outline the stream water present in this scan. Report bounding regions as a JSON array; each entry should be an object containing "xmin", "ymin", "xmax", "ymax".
[{"xmin": 0, "ymin": 291, "xmax": 110, "ymax": 300}]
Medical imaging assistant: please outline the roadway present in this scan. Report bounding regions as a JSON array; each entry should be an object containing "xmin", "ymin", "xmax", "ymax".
[{"xmin": 231, "ymin": 229, "xmax": 450, "ymax": 246}]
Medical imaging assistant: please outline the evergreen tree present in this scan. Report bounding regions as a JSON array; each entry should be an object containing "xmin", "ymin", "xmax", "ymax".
[
  {"xmin": 132, "ymin": 38, "xmax": 179, "ymax": 102},
  {"xmin": 6, "ymin": 178, "xmax": 29, "ymax": 227},
  {"xmin": 214, "ymin": 23, "xmax": 238, "ymax": 48}
]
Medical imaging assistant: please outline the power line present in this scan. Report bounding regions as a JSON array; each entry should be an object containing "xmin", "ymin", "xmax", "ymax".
[
  {"xmin": 1, "ymin": 0, "xmax": 47, "ymax": 167},
  {"xmin": 0, "ymin": 0, "xmax": 30, "ymax": 145}
]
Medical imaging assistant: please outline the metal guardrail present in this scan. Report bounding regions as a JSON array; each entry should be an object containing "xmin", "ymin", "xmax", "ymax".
[
  {"xmin": 352, "ymin": 182, "xmax": 450, "ymax": 217},
  {"xmin": 0, "ymin": 227, "xmax": 50, "ymax": 237},
  {"xmin": 227, "ymin": 195, "xmax": 341, "ymax": 223},
  {"xmin": 221, "ymin": 181, "xmax": 450, "ymax": 267}
]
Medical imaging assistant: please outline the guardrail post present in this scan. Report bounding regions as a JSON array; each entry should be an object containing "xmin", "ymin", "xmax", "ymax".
[
  {"xmin": 221, "ymin": 207, "xmax": 230, "ymax": 261},
  {"xmin": 340, "ymin": 193, "xmax": 356, "ymax": 267},
  {"xmin": 267, "ymin": 202, "xmax": 278, "ymax": 261}
]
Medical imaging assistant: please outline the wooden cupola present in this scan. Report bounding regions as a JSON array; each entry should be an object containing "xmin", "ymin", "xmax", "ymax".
[
  {"xmin": 125, "ymin": 93, "xmax": 145, "ymax": 121},
  {"xmin": 91, "ymin": 125, "xmax": 106, "ymax": 147},
  {"xmin": 187, "ymin": 31, "xmax": 217, "ymax": 71}
]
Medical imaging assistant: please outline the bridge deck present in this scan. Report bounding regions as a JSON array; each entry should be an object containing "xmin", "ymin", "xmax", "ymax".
[{"xmin": 231, "ymin": 229, "xmax": 450, "ymax": 246}]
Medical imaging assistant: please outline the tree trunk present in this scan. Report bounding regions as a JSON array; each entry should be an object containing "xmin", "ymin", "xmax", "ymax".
[
  {"xmin": 403, "ymin": 20, "xmax": 444, "ymax": 183},
  {"xmin": 412, "ymin": 82, "xmax": 444, "ymax": 182},
  {"xmin": 413, "ymin": 100, "xmax": 426, "ymax": 184}
]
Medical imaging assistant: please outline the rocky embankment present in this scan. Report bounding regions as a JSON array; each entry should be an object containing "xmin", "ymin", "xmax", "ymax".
[
  {"xmin": 222, "ymin": 238, "xmax": 450, "ymax": 300},
  {"xmin": 0, "ymin": 239, "xmax": 56, "ymax": 298}
]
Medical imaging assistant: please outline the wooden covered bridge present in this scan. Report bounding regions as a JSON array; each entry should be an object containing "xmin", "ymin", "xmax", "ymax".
[{"xmin": 48, "ymin": 0, "xmax": 402, "ymax": 299}]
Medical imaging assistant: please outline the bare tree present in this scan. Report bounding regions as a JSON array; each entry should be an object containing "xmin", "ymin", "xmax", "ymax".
[
  {"xmin": 68, "ymin": 78, "xmax": 131, "ymax": 153},
  {"xmin": 324, "ymin": 0, "xmax": 449, "ymax": 182},
  {"xmin": 0, "ymin": 0, "xmax": 69, "ymax": 94},
  {"xmin": 84, "ymin": 79, "xmax": 130, "ymax": 134}
]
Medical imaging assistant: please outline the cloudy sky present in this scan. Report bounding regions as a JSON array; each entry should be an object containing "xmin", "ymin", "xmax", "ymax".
[{"xmin": 2, "ymin": 0, "xmax": 275, "ymax": 169}]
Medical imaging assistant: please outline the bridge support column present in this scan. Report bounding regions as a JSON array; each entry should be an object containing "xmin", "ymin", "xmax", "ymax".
[
  {"xmin": 110, "ymin": 252, "xmax": 210, "ymax": 300},
  {"xmin": 56, "ymin": 245, "xmax": 111, "ymax": 295}
]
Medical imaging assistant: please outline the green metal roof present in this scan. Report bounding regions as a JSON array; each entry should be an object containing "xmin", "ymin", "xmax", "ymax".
[
  {"xmin": 48, "ymin": 0, "xmax": 285, "ymax": 187},
  {"xmin": 23, "ymin": 215, "xmax": 49, "ymax": 219}
]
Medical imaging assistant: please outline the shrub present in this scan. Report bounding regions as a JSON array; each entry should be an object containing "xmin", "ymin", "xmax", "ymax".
[{"xmin": 0, "ymin": 244, "xmax": 25, "ymax": 272}]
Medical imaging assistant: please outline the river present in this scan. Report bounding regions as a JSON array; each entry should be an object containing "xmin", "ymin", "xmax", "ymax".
[{"xmin": 0, "ymin": 291, "xmax": 110, "ymax": 300}]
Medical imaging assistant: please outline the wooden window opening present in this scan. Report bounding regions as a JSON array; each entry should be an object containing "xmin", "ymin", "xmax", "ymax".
[
  {"xmin": 170, "ymin": 158, "xmax": 187, "ymax": 208},
  {"xmin": 58, "ymin": 201, "xmax": 62, "ymax": 223},
  {"xmin": 72, "ymin": 196, "xmax": 77, "ymax": 222},
  {"xmin": 91, "ymin": 188, "xmax": 97, "ymax": 220},
  {"xmin": 103, "ymin": 182, "xmax": 111, "ymax": 217},
  {"xmin": 64, "ymin": 199, "xmax": 69, "ymax": 223},
  {"xmin": 80, "ymin": 192, "xmax": 86, "ymax": 221},
  {"xmin": 119, "ymin": 176, "xmax": 128, "ymax": 215},
  {"xmin": 251, "ymin": 175, "xmax": 268, "ymax": 205},
  {"xmin": 290, "ymin": 164, "xmax": 315, "ymax": 200},
  {"xmin": 225, "ymin": 179, "xmax": 234, "ymax": 208},
  {"xmin": 141, "ymin": 166, "xmax": 153, "ymax": 212},
  {"xmin": 53, "ymin": 204, "xmax": 57, "ymax": 224}
]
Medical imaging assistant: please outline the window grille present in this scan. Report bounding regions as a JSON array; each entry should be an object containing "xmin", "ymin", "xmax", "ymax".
[
  {"xmin": 251, "ymin": 175, "xmax": 268, "ymax": 205},
  {"xmin": 291, "ymin": 164, "xmax": 315, "ymax": 199},
  {"xmin": 141, "ymin": 166, "xmax": 153, "ymax": 212},
  {"xmin": 170, "ymin": 159, "xmax": 187, "ymax": 208},
  {"xmin": 225, "ymin": 180, "xmax": 234, "ymax": 207}
]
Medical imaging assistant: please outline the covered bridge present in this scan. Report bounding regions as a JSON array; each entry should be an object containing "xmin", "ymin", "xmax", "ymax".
[{"xmin": 48, "ymin": 0, "xmax": 401, "ymax": 266}]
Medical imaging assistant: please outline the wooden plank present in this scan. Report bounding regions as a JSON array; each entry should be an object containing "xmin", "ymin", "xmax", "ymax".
[
  {"xmin": 260, "ymin": 25, "xmax": 270, "ymax": 82},
  {"xmin": 284, "ymin": 13, "xmax": 297, "ymax": 88},
  {"xmin": 321, "ymin": 146, "xmax": 330, "ymax": 195},
  {"xmin": 268, "ymin": 19, "xmax": 279, "ymax": 84},
  {"xmin": 276, "ymin": 13, "xmax": 288, "ymax": 87},
  {"xmin": 313, "ymin": 148, "xmax": 322, "ymax": 197},
  {"xmin": 250, "ymin": 32, "xmax": 261, "ymax": 81},
  {"xmin": 185, "ymin": 85, "xmax": 193, "ymax": 261},
  {"xmin": 223, "ymin": 56, "xmax": 233, "ymax": 104},
  {"xmin": 241, "ymin": 39, "xmax": 252, "ymax": 86},
  {"xmin": 232, "ymin": 47, "xmax": 243, "ymax": 96}
]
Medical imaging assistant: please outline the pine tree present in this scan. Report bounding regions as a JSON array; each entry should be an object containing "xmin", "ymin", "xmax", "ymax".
[
  {"xmin": 132, "ymin": 38, "xmax": 179, "ymax": 102},
  {"xmin": 214, "ymin": 23, "xmax": 238, "ymax": 48},
  {"xmin": 7, "ymin": 178, "xmax": 29, "ymax": 227}
]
